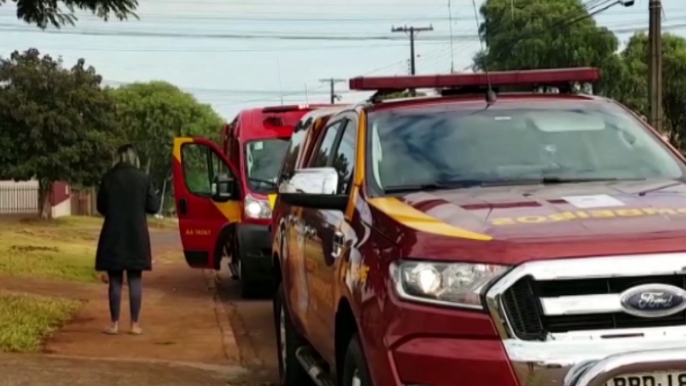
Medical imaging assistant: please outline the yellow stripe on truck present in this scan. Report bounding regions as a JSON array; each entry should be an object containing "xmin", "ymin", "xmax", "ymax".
[
  {"xmin": 368, "ymin": 197, "xmax": 492, "ymax": 241},
  {"xmin": 173, "ymin": 137, "xmax": 195, "ymax": 163}
]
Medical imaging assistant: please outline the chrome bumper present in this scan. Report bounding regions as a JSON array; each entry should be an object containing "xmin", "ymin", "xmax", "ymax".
[
  {"xmin": 485, "ymin": 252, "xmax": 686, "ymax": 386},
  {"xmin": 565, "ymin": 346, "xmax": 686, "ymax": 386},
  {"xmin": 504, "ymin": 337, "xmax": 686, "ymax": 386}
]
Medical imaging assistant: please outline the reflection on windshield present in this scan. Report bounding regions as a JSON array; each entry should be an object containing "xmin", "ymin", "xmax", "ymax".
[
  {"xmin": 246, "ymin": 138, "xmax": 290, "ymax": 192},
  {"xmin": 368, "ymin": 102, "xmax": 684, "ymax": 194}
]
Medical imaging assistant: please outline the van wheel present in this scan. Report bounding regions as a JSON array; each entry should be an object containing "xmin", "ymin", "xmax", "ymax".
[
  {"xmin": 341, "ymin": 333, "xmax": 373, "ymax": 386},
  {"xmin": 275, "ymin": 283, "xmax": 313, "ymax": 386}
]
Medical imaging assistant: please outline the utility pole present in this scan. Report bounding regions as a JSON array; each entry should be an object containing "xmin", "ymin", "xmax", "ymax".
[
  {"xmin": 448, "ymin": 0, "xmax": 455, "ymax": 73},
  {"xmin": 648, "ymin": 0, "xmax": 663, "ymax": 132},
  {"xmin": 391, "ymin": 25, "xmax": 433, "ymax": 76},
  {"xmin": 319, "ymin": 78, "xmax": 345, "ymax": 104}
]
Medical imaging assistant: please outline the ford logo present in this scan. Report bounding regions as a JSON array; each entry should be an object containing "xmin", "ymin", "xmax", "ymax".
[{"xmin": 620, "ymin": 284, "xmax": 686, "ymax": 318}]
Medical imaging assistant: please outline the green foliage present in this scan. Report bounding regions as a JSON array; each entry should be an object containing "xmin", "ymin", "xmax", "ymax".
[
  {"xmin": 0, "ymin": 48, "xmax": 122, "ymax": 217},
  {"xmin": 615, "ymin": 33, "xmax": 686, "ymax": 148},
  {"xmin": 3, "ymin": 0, "xmax": 138, "ymax": 28},
  {"xmin": 474, "ymin": 0, "xmax": 619, "ymax": 93},
  {"xmin": 108, "ymin": 81, "xmax": 224, "ymax": 202}
]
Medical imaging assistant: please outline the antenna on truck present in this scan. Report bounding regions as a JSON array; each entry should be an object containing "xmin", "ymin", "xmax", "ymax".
[{"xmin": 471, "ymin": 0, "xmax": 496, "ymax": 104}]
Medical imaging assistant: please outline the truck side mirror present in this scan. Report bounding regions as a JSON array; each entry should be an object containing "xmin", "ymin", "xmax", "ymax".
[{"xmin": 212, "ymin": 173, "xmax": 237, "ymax": 202}]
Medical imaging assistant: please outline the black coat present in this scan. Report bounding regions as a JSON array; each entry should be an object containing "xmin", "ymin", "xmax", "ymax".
[{"xmin": 95, "ymin": 162, "xmax": 160, "ymax": 272}]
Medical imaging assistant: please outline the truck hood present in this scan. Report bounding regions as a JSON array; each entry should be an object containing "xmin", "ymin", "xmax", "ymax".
[{"xmin": 367, "ymin": 179, "xmax": 686, "ymax": 264}]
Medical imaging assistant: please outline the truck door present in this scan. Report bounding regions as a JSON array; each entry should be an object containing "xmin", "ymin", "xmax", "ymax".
[
  {"xmin": 300, "ymin": 117, "xmax": 354, "ymax": 363},
  {"xmin": 172, "ymin": 137, "xmax": 242, "ymax": 269}
]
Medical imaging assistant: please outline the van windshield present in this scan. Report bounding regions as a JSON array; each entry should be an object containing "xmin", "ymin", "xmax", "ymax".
[
  {"xmin": 245, "ymin": 138, "xmax": 290, "ymax": 193},
  {"xmin": 367, "ymin": 101, "xmax": 685, "ymax": 194}
]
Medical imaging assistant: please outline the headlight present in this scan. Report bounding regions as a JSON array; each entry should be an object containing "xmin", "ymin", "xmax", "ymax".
[
  {"xmin": 244, "ymin": 194, "xmax": 272, "ymax": 219},
  {"xmin": 391, "ymin": 261, "xmax": 509, "ymax": 309}
]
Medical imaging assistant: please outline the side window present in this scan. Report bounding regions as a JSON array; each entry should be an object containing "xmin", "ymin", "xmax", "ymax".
[
  {"xmin": 309, "ymin": 121, "xmax": 343, "ymax": 168},
  {"xmin": 182, "ymin": 144, "xmax": 233, "ymax": 196},
  {"xmin": 332, "ymin": 120, "xmax": 357, "ymax": 194},
  {"xmin": 278, "ymin": 119, "xmax": 309, "ymax": 184}
]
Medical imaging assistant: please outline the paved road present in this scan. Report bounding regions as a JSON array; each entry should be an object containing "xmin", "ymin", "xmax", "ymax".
[{"xmin": 217, "ymin": 267, "xmax": 279, "ymax": 384}]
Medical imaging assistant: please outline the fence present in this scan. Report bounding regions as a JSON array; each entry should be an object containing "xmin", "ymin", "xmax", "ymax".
[
  {"xmin": 71, "ymin": 187, "xmax": 96, "ymax": 216},
  {"xmin": 0, "ymin": 185, "xmax": 39, "ymax": 215}
]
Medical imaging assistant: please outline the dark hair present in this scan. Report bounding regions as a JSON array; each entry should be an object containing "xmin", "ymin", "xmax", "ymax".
[{"xmin": 115, "ymin": 143, "xmax": 140, "ymax": 167}]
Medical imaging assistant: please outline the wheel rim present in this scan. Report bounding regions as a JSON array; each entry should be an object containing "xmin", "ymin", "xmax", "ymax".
[
  {"xmin": 280, "ymin": 306, "xmax": 287, "ymax": 374},
  {"xmin": 351, "ymin": 369, "xmax": 362, "ymax": 386}
]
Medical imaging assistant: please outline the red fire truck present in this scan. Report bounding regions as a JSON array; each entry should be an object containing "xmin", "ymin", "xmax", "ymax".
[{"xmin": 171, "ymin": 104, "xmax": 330, "ymax": 297}]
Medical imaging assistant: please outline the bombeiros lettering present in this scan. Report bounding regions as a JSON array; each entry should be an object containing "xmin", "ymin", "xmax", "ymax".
[{"xmin": 491, "ymin": 207, "xmax": 686, "ymax": 225}]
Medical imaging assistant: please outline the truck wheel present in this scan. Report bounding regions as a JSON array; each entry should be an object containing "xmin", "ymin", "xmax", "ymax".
[
  {"xmin": 342, "ymin": 333, "xmax": 373, "ymax": 386},
  {"xmin": 275, "ymin": 283, "xmax": 313, "ymax": 386}
]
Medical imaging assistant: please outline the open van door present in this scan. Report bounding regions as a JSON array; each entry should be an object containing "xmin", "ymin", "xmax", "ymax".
[{"xmin": 172, "ymin": 137, "xmax": 242, "ymax": 269}]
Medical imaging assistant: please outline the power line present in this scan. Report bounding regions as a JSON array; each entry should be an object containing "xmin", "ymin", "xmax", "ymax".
[
  {"xmin": 3, "ymin": 19, "xmax": 683, "ymax": 43},
  {"xmin": 14, "ymin": 41, "xmax": 449, "ymax": 53}
]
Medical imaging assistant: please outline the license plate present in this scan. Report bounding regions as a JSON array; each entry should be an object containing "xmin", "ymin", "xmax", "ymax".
[{"xmin": 605, "ymin": 372, "xmax": 686, "ymax": 386}]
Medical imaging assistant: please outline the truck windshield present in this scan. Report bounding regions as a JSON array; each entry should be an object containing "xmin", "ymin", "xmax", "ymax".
[
  {"xmin": 367, "ymin": 101, "xmax": 685, "ymax": 194},
  {"xmin": 245, "ymin": 138, "xmax": 290, "ymax": 193}
]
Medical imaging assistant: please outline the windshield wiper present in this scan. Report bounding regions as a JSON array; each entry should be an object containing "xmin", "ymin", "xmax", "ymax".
[
  {"xmin": 539, "ymin": 177, "xmax": 625, "ymax": 184},
  {"xmin": 249, "ymin": 177, "xmax": 277, "ymax": 187},
  {"xmin": 383, "ymin": 180, "xmax": 483, "ymax": 194}
]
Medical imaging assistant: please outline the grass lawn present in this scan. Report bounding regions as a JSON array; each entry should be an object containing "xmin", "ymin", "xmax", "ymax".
[
  {"xmin": 0, "ymin": 292, "xmax": 82, "ymax": 352},
  {"xmin": 0, "ymin": 216, "xmax": 177, "ymax": 283}
]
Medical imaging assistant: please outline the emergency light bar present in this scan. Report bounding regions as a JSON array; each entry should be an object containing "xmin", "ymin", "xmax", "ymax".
[
  {"xmin": 348, "ymin": 67, "xmax": 601, "ymax": 92},
  {"xmin": 262, "ymin": 104, "xmax": 329, "ymax": 113}
]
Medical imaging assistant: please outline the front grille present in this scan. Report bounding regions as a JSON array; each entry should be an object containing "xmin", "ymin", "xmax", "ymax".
[{"xmin": 502, "ymin": 275, "xmax": 686, "ymax": 340}]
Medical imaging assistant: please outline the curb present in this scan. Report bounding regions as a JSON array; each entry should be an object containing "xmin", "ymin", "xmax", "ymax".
[{"xmin": 203, "ymin": 269, "xmax": 241, "ymax": 364}]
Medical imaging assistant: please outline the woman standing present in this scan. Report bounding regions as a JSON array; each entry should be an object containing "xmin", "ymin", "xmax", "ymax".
[{"xmin": 96, "ymin": 144, "xmax": 160, "ymax": 335}]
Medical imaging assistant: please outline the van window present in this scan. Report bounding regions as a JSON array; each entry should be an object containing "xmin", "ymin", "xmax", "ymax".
[{"xmin": 245, "ymin": 138, "xmax": 290, "ymax": 193}]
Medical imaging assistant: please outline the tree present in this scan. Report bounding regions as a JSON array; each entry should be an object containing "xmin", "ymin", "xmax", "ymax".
[
  {"xmin": 474, "ymin": 0, "xmax": 620, "ymax": 93},
  {"xmin": 616, "ymin": 33, "xmax": 686, "ymax": 148},
  {"xmin": 108, "ymin": 81, "xmax": 224, "ymax": 213},
  {"xmin": 5, "ymin": 0, "xmax": 138, "ymax": 28},
  {"xmin": 0, "ymin": 48, "xmax": 122, "ymax": 218}
]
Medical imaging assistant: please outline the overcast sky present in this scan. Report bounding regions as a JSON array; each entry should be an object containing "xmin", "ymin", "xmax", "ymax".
[{"xmin": 1, "ymin": 0, "xmax": 685, "ymax": 120}]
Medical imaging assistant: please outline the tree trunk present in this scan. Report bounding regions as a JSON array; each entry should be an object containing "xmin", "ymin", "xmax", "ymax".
[
  {"xmin": 158, "ymin": 178, "xmax": 167, "ymax": 215},
  {"xmin": 38, "ymin": 180, "xmax": 53, "ymax": 219}
]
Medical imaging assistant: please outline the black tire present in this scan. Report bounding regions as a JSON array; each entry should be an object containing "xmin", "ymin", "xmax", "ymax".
[
  {"xmin": 341, "ymin": 333, "xmax": 373, "ymax": 386},
  {"xmin": 274, "ymin": 283, "xmax": 313, "ymax": 386}
]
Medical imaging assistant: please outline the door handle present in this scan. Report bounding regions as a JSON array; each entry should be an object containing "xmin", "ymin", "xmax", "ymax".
[
  {"xmin": 179, "ymin": 198, "xmax": 187, "ymax": 215},
  {"xmin": 332, "ymin": 231, "xmax": 344, "ymax": 259}
]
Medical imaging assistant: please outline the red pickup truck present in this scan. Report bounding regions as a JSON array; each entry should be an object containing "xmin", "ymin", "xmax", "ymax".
[{"xmin": 270, "ymin": 68, "xmax": 686, "ymax": 386}]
